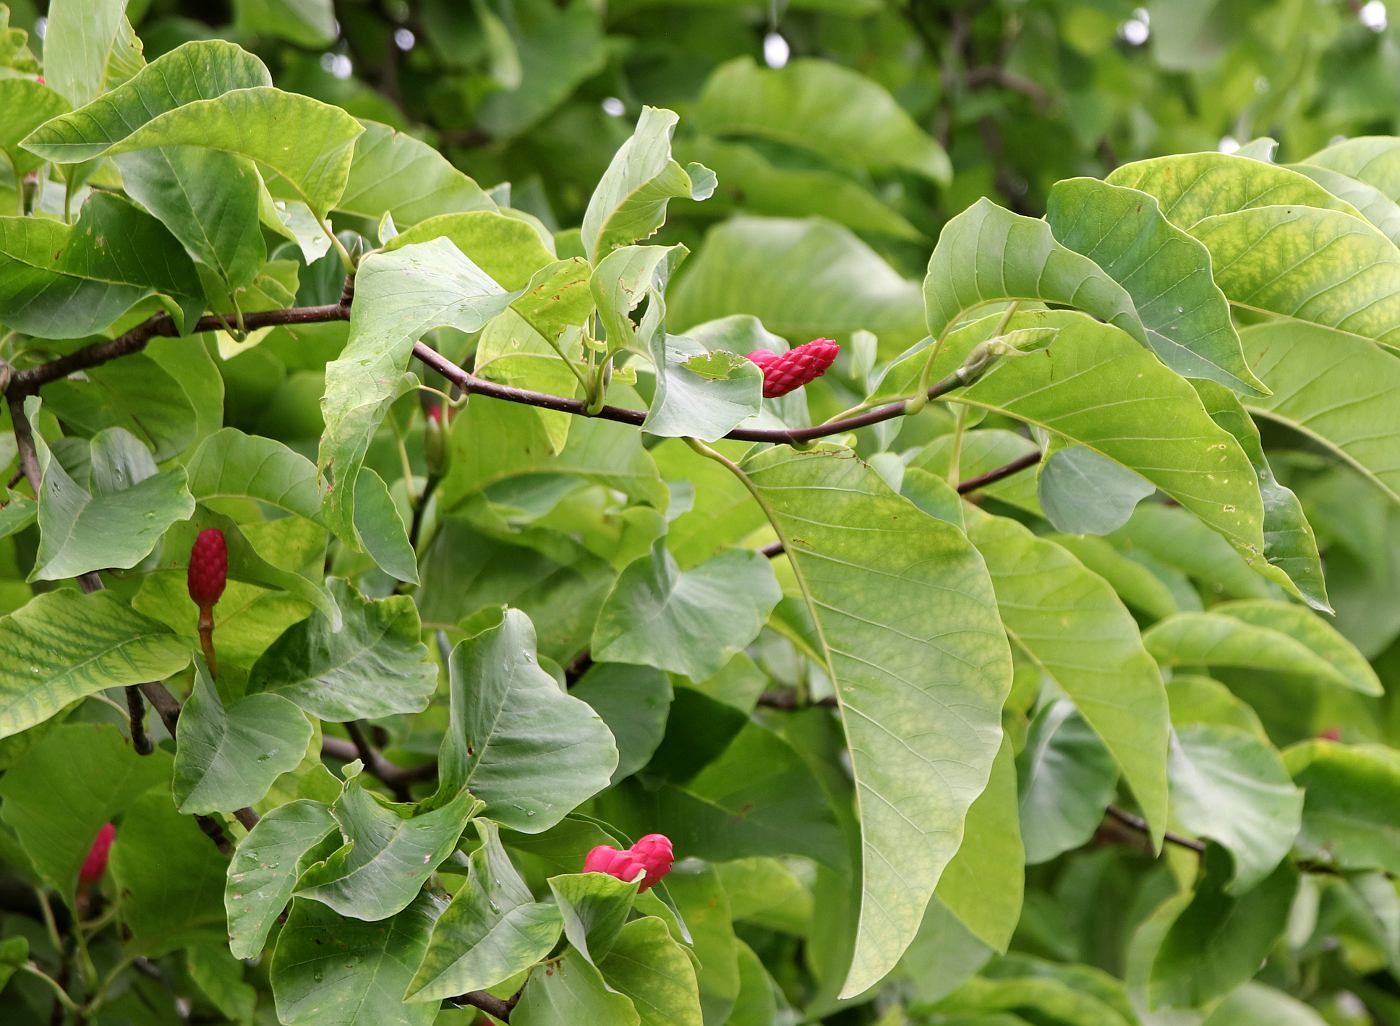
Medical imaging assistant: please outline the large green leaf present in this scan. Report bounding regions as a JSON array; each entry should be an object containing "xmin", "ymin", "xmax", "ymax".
[
  {"xmin": 174, "ymin": 658, "xmax": 312, "ymax": 815},
  {"xmin": 593, "ymin": 542, "xmax": 779, "ymax": 680},
  {"xmin": 0, "ymin": 723, "xmax": 170, "ymax": 895},
  {"xmin": 436, "ymin": 610, "xmax": 618, "ymax": 832},
  {"xmin": 570, "ymin": 663, "xmax": 673, "ymax": 784},
  {"xmin": 1305, "ymin": 136, "xmax": 1400, "ymax": 201},
  {"xmin": 1148, "ymin": 850, "xmax": 1297, "ymax": 1009},
  {"xmin": 247, "ymin": 578, "xmax": 436, "ymax": 722},
  {"xmin": 744, "ymin": 446, "xmax": 1012, "ymax": 996},
  {"xmin": 296, "ymin": 776, "xmax": 478, "ymax": 921},
  {"xmin": 1036, "ymin": 446, "xmax": 1154, "ymax": 537},
  {"xmin": 511, "ymin": 947, "xmax": 640, "ymax": 1026},
  {"xmin": 1285, "ymin": 741, "xmax": 1400, "ymax": 875},
  {"xmin": 405, "ymin": 820, "xmax": 562, "ymax": 1002},
  {"xmin": 693, "ymin": 57, "xmax": 950, "ymax": 184},
  {"xmin": 1016, "ymin": 700, "xmax": 1117, "ymax": 865},
  {"xmin": 599, "ymin": 916, "xmax": 704, "ymax": 1026},
  {"xmin": 186, "ymin": 427, "xmax": 322, "ymax": 519},
  {"xmin": 226, "ymin": 799, "xmax": 337, "ymax": 959},
  {"xmin": 271, "ymin": 894, "xmax": 441, "ymax": 1026},
  {"xmin": 1291, "ymin": 162, "xmax": 1400, "ymax": 246},
  {"xmin": 385, "ymin": 210, "xmax": 553, "ymax": 290},
  {"xmin": 581, "ymin": 106, "xmax": 714, "ymax": 261},
  {"xmin": 548, "ymin": 872, "xmax": 640, "ymax": 967},
  {"xmin": 0, "ymin": 80, "xmax": 69, "ymax": 176},
  {"xmin": 1046, "ymin": 178, "xmax": 1265, "ymax": 392},
  {"xmin": 319, "ymin": 238, "xmax": 511, "ymax": 541},
  {"xmin": 0, "ymin": 590, "xmax": 190, "ymax": 740},
  {"xmin": 1240, "ymin": 321, "xmax": 1400, "ymax": 505},
  {"xmin": 1169, "ymin": 724, "xmax": 1302, "ymax": 892},
  {"xmin": 40, "ymin": 0, "xmax": 134, "ymax": 106},
  {"xmin": 966, "ymin": 510, "xmax": 1168, "ymax": 845},
  {"xmin": 339, "ymin": 120, "xmax": 496, "ymax": 227},
  {"xmin": 643, "ymin": 331, "xmax": 764, "ymax": 442},
  {"xmin": 901, "ymin": 311, "xmax": 1266, "ymax": 556},
  {"xmin": 27, "ymin": 419, "xmax": 195, "ymax": 582},
  {"xmin": 1212, "ymin": 599, "xmax": 1380, "ymax": 694},
  {"xmin": 669, "ymin": 217, "xmax": 926, "ymax": 355},
  {"xmin": 110, "ymin": 790, "xmax": 230, "ymax": 955},
  {"xmin": 1105, "ymin": 152, "xmax": 1359, "ymax": 228},
  {"xmin": 924, "ymin": 197, "xmax": 1145, "ymax": 346},
  {"xmin": 1190, "ymin": 205, "xmax": 1400, "ymax": 346}
]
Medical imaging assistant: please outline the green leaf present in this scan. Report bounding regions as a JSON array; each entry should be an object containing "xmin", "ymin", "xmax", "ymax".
[
  {"xmin": 0, "ymin": 590, "xmax": 190, "ymax": 740},
  {"xmin": 296, "ymin": 777, "xmax": 478, "ymax": 921},
  {"xmin": 1291, "ymin": 163, "xmax": 1400, "ymax": 247},
  {"xmin": 1285, "ymin": 741, "xmax": 1400, "ymax": 875},
  {"xmin": 436, "ymin": 610, "xmax": 618, "ymax": 832},
  {"xmin": 510, "ymin": 256, "xmax": 595, "ymax": 348},
  {"xmin": 271, "ymin": 894, "xmax": 441, "ymax": 1026},
  {"xmin": 693, "ymin": 57, "xmax": 950, "ymax": 184},
  {"xmin": 966, "ymin": 509, "xmax": 1168, "ymax": 845},
  {"xmin": 248, "ymin": 578, "xmax": 437, "ymax": 722},
  {"xmin": 1046, "ymin": 534, "xmax": 1179, "ymax": 621},
  {"xmin": 1046, "ymin": 177, "xmax": 1265, "ymax": 393},
  {"xmin": 1037, "ymin": 446, "xmax": 1154, "ymax": 536},
  {"xmin": 405, "ymin": 820, "xmax": 562, "ymax": 1002},
  {"xmin": 904, "ymin": 310, "xmax": 1266, "ymax": 557},
  {"xmin": 226, "ymin": 799, "xmax": 337, "ymax": 959},
  {"xmin": 1169, "ymin": 724, "xmax": 1302, "ymax": 892},
  {"xmin": 644, "ymin": 330, "xmax": 763, "ymax": 441},
  {"xmin": 599, "ymin": 916, "xmax": 703, "ymax": 1026},
  {"xmin": 935, "ymin": 738, "xmax": 1024, "ymax": 953},
  {"xmin": 1148, "ymin": 850, "xmax": 1298, "ymax": 1009},
  {"xmin": 28, "ymin": 420, "xmax": 195, "ymax": 582},
  {"xmin": 1105, "ymin": 152, "xmax": 1359, "ymax": 228},
  {"xmin": 186, "ymin": 427, "xmax": 322, "ymax": 520},
  {"xmin": 339, "ymin": 120, "xmax": 496, "ymax": 226},
  {"xmin": 744, "ymin": 446, "xmax": 1012, "ymax": 997},
  {"xmin": 923, "ymin": 198, "xmax": 1145, "ymax": 347},
  {"xmin": 548, "ymin": 872, "xmax": 640, "ymax": 967},
  {"xmin": 174, "ymin": 657, "xmax": 312, "ymax": 815},
  {"xmin": 319, "ymin": 238, "xmax": 511, "ymax": 541},
  {"xmin": 1240, "ymin": 321, "xmax": 1400, "ymax": 505},
  {"xmin": 1202, "ymin": 983, "xmax": 1331, "ymax": 1026},
  {"xmin": 590, "ymin": 244, "xmax": 684, "ymax": 355},
  {"xmin": 0, "ymin": 936, "xmax": 27, "ymax": 993},
  {"xmin": 1212, "ymin": 598, "xmax": 1380, "ymax": 695},
  {"xmin": 111, "ymin": 790, "xmax": 230, "ymax": 955},
  {"xmin": 23, "ymin": 39, "xmax": 269, "ymax": 155},
  {"xmin": 352, "ymin": 468, "xmax": 418, "ymax": 584},
  {"xmin": 0, "ymin": 80, "xmax": 69, "ymax": 176},
  {"xmin": 669, "ymin": 217, "xmax": 926, "ymax": 356},
  {"xmin": 1190, "ymin": 205, "xmax": 1400, "ymax": 346},
  {"xmin": 511, "ymin": 947, "xmax": 640, "ymax": 1026},
  {"xmin": 1016, "ymin": 700, "xmax": 1117, "ymax": 865},
  {"xmin": 570, "ymin": 663, "xmax": 673, "ymax": 784},
  {"xmin": 1304, "ymin": 136, "xmax": 1400, "ymax": 202},
  {"xmin": 43, "ymin": 353, "xmax": 205, "ymax": 463},
  {"xmin": 582, "ymin": 106, "xmax": 714, "ymax": 261},
  {"xmin": 0, "ymin": 723, "xmax": 170, "ymax": 895},
  {"xmin": 233, "ymin": 0, "xmax": 336, "ymax": 47},
  {"xmin": 40, "ymin": 0, "xmax": 132, "ymax": 106},
  {"xmin": 1108, "ymin": 503, "xmax": 1272, "ymax": 603},
  {"xmin": 1192, "ymin": 380, "xmax": 1329, "ymax": 610},
  {"xmin": 385, "ymin": 210, "xmax": 552, "ymax": 290},
  {"xmin": 593, "ymin": 542, "xmax": 779, "ymax": 680}
]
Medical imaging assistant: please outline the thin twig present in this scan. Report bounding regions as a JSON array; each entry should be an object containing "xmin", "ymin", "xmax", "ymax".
[
  {"xmin": 124, "ymin": 686, "xmax": 153, "ymax": 756},
  {"xmin": 322, "ymin": 734, "xmax": 438, "ymax": 792},
  {"xmin": 451, "ymin": 988, "xmax": 521, "ymax": 1021},
  {"xmin": 956, "ymin": 450, "xmax": 1042, "ymax": 494},
  {"xmin": 1105, "ymin": 804, "xmax": 1206, "ymax": 854}
]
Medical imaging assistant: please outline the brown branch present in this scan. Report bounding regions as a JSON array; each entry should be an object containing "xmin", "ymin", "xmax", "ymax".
[
  {"xmin": 124, "ymin": 686, "xmax": 153, "ymax": 756},
  {"xmin": 1105, "ymin": 804, "xmax": 1206, "ymax": 854},
  {"xmin": 451, "ymin": 988, "xmax": 520, "ymax": 1021},
  {"xmin": 322, "ymin": 734, "xmax": 437, "ymax": 792},
  {"xmin": 956, "ymin": 450, "xmax": 1042, "ymax": 494}
]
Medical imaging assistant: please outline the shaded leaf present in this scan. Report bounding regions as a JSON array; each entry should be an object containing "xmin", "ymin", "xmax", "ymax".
[{"xmin": 226, "ymin": 799, "xmax": 337, "ymax": 959}]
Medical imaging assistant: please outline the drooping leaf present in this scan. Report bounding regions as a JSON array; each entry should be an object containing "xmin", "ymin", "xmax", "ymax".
[
  {"xmin": 174, "ymin": 658, "xmax": 312, "ymax": 815},
  {"xmin": 0, "ymin": 723, "xmax": 171, "ymax": 896},
  {"xmin": 510, "ymin": 947, "xmax": 640, "ymax": 1026},
  {"xmin": 436, "ymin": 610, "xmax": 618, "ymax": 832},
  {"xmin": 385, "ymin": 210, "xmax": 552, "ymax": 289},
  {"xmin": 582, "ymin": 106, "xmax": 714, "ymax": 261},
  {"xmin": 922, "ymin": 198, "xmax": 1145, "ymax": 346},
  {"xmin": 1046, "ymin": 177, "xmax": 1266, "ymax": 392},
  {"xmin": 1285, "ymin": 741, "xmax": 1400, "ymax": 875},
  {"xmin": 1212, "ymin": 599, "xmax": 1380, "ymax": 695},
  {"xmin": 1169, "ymin": 724, "xmax": 1302, "ymax": 892},
  {"xmin": 352, "ymin": 468, "xmax": 417, "ymax": 584},
  {"xmin": 247, "ymin": 578, "xmax": 437, "ymax": 721},
  {"xmin": 405, "ymin": 820, "xmax": 562, "ymax": 1002},
  {"xmin": 744, "ymin": 446, "xmax": 1012, "ymax": 996},
  {"xmin": 643, "ymin": 332, "xmax": 763, "ymax": 441},
  {"xmin": 319, "ymin": 238, "xmax": 511, "ymax": 541},
  {"xmin": 599, "ymin": 916, "xmax": 704, "ymax": 1026},
  {"xmin": 271, "ymin": 894, "xmax": 441, "ymax": 1026},
  {"xmin": 548, "ymin": 872, "xmax": 640, "ymax": 967},
  {"xmin": 1016, "ymin": 700, "xmax": 1117, "ymax": 865},
  {"xmin": 592, "ymin": 542, "xmax": 780, "ymax": 680},
  {"xmin": 0, "ymin": 590, "xmax": 190, "ymax": 740},
  {"xmin": 338, "ymin": 120, "xmax": 496, "ymax": 227},
  {"xmin": 693, "ymin": 57, "xmax": 950, "ymax": 184},
  {"xmin": 226, "ymin": 799, "xmax": 337, "ymax": 959},
  {"xmin": 296, "ymin": 777, "xmax": 478, "ymax": 921},
  {"xmin": 967, "ymin": 509, "xmax": 1168, "ymax": 845}
]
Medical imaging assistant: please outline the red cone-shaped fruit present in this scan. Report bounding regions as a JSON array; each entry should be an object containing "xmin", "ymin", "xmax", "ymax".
[
  {"xmin": 187, "ymin": 528, "xmax": 228, "ymax": 610},
  {"xmin": 746, "ymin": 338, "xmax": 839, "ymax": 398}
]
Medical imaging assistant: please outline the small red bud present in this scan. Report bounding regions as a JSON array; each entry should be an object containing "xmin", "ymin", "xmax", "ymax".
[
  {"xmin": 79, "ymin": 823, "xmax": 115, "ymax": 885},
  {"xmin": 35, "ymin": 75, "xmax": 45, "ymax": 85},
  {"xmin": 1318, "ymin": 726, "xmax": 1341, "ymax": 741},
  {"xmin": 187, "ymin": 529, "xmax": 228, "ymax": 610},
  {"xmin": 746, "ymin": 338, "xmax": 839, "ymax": 398},
  {"xmin": 583, "ymin": 833, "xmax": 674, "ymax": 892}
]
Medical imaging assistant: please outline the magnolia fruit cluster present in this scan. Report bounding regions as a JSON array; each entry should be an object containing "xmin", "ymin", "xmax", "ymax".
[
  {"xmin": 746, "ymin": 338, "xmax": 840, "ymax": 398},
  {"xmin": 583, "ymin": 833, "xmax": 674, "ymax": 892},
  {"xmin": 187, "ymin": 528, "xmax": 228, "ymax": 612},
  {"xmin": 80, "ymin": 822, "xmax": 115, "ymax": 887}
]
